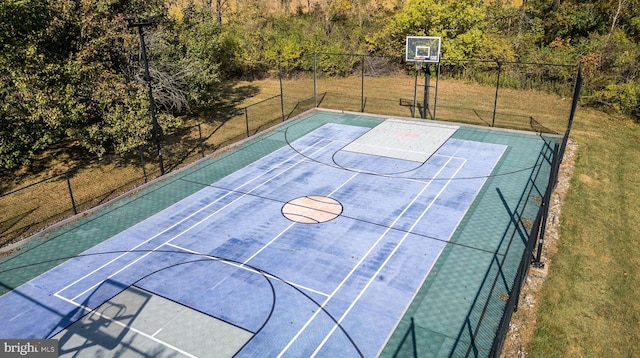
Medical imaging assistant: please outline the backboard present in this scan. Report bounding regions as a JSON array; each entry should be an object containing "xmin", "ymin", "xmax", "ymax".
[{"xmin": 406, "ymin": 36, "xmax": 442, "ymax": 63}]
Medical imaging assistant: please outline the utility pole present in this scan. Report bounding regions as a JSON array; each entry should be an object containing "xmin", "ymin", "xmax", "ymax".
[{"xmin": 126, "ymin": 16, "xmax": 165, "ymax": 176}]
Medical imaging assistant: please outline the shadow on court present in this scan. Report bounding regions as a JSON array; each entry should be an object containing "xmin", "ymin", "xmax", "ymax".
[{"xmin": 54, "ymin": 280, "xmax": 156, "ymax": 357}]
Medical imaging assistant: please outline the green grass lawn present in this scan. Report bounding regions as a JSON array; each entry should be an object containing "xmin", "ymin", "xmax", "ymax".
[{"xmin": 528, "ymin": 108, "xmax": 640, "ymax": 357}]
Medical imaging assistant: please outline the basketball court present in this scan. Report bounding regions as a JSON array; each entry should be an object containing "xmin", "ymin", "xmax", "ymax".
[{"xmin": 0, "ymin": 110, "xmax": 557, "ymax": 357}]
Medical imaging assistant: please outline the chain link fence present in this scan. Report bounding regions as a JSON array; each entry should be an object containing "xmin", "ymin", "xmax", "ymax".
[
  {"xmin": 384, "ymin": 66, "xmax": 582, "ymax": 357},
  {"xmin": 0, "ymin": 94, "xmax": 299, "ymax": 250},
  {"xmin": 1, "ymin": 54, "xmax": 582, "ymax": 357},
  {"xmin": 305, "ymin": 53, "xmax": 578, "ymax": 135}
]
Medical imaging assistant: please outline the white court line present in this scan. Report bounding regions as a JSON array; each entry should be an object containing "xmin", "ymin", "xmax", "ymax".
[
  {"xmin": 53, "ymin": 294, "xmax": 197, "ymax": 358},
  {"xmin": 241, "ymin": 222, "xmax": 296, "ymax": 264},
  {"xmin": 342, "ymin": 142, "xmax": 435, "ymax": 156},
  {"xmin": 165, "ymin": 243, "xmax": 330, "ymax": 298},
  {"xmin": 150, "ymin": 304, "xmax": 191, "ymax": 340},
  {"xmin": 311, "ymin": 158, "xmax": 467, "ymax": 357},
  {"xmin": 277, "ymin": 155, "xmax": 461, "ymax": 357},
  {"xmin": 55, "ymin": 138, "xmax": 337, "ymax": 303},
  {"xmin": 432, "ymin": 153, "xmax": 467, "ymax": 161}
]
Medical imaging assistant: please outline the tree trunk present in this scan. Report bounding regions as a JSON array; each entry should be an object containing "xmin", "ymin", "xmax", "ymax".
[
  {"xmin": 607, "ymin": 0, "xmax": 627, "ymax": 43},
  {"xmin": 216, "ymin": 0, "xmax": 223, "ymax": 24}
]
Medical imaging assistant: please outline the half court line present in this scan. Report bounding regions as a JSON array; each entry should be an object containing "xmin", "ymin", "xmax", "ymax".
[{"xmin": 242, "ymin": 170, "xmax": 360, "ymax": 265}]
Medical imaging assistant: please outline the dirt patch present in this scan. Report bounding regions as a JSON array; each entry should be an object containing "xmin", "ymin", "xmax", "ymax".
[{"xmin": 500, "ymin": 138, "xmax": 578, "ymax": 357}]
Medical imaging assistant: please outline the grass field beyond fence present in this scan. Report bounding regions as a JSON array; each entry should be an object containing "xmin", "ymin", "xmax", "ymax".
[{"xmin": 527, "ymin": 108, "xmax": 640, "ymax": 357}]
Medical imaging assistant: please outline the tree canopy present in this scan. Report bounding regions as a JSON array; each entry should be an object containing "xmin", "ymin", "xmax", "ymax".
[{"xmin": 1, "ymin": 0, "xmax": 638, "ymax": 169}]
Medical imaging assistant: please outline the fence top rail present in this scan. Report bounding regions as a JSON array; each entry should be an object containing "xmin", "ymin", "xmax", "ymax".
[
  {"xmin": 438, "ymin": 59, "xmax": 579, "ymax": 69},
  {"xmin": 1, "ymin": 150, "xmax": 146, "ymax": 198},
  {"xmin": 312, "ymin": 51, "xmax": 403, "ymax": 60},
  {"xmin": 244, "ymin": 94, "xmax": 282, "ymax": 108},
  {"xmin": 1, "ymin": 174, "xmax": 66, "ymax": 198},
  {"xmin": 307, "ymin": 52, "xmax": 579, "ymax": 69}
]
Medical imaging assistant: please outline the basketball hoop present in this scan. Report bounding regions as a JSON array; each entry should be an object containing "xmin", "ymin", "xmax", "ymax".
[
  {"xmin": 406, "ymin": 36, "xmax": 442, "ymax": 120},
  {"xmin": 406, "ymin": 36, "xmax": 441, "ymax": 64}
]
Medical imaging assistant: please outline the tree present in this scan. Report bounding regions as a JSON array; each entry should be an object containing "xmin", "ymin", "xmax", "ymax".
[
  {"xmin": 169, "ymin": 7, "xmax": 242, "ymax": 106},
  {"xmin": 65, "ymin": 0, "xmax": 175, "ymax": 157},
  {"xmin": 369, "ymin": 0, "xmax": 486, "ymax": 60},
  {"xmin": 518, "ymin": 0, "xmax": 640, "ymax": 114},
  {"xmin": 0, "ymin": 0, "xmax": 70, "ymax": 168},
  {"xmin": 0, "ymin": 0, "xmax": 175, "ymax": 168}
]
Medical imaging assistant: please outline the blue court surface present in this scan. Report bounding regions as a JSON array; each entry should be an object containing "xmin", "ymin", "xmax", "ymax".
[{"xmin": 0, "ymin": 117, "xmax": 517, "ymax": 357}]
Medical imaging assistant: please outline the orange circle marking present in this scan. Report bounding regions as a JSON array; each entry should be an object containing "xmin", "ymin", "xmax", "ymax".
[{"xmin": 282, "ymin": 196, "xmax": 343, "ymax": 224}]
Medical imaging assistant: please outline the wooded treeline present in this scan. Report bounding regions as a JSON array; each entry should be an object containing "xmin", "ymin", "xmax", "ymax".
[{"xmin": 1, "ymin": 0, "xmax": 638, "ymax": 170}]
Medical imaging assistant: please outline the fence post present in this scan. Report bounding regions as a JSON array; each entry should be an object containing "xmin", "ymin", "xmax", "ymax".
[
  {"xmin": 65, "ymin": 172, "xmax": 78, "ymax": 215},
  {"xmin": 568, "ymin": 65, "xmax": 583, "ymax": 131},
  {"xmin": 560, "ymin": 64, "xmax": 583, "ymax": 161},
  {"xmin": 412, "ymin": 65, "xmax": 418, "ymax": 118},
  {"xmin": 139, "ymin": 145, "xmax": 148, "ymax": 183},
  {"xmin": 434, "ymin": 62, "xmax": 440, "ymax": 120},
  {"xmin": 361, "ymin": 55, "xmax": 365, "ymax": 112},
  {"xmin": 278, "ymin": 60, "xmax": 285, "ymax": 121},
  {"xmin": 198, "ymin": 123, "xmax": 205, "ymax": 158},
  {"xmin": 492, "ymin": 61, "xmax": 502, "ymax": 127},
  {"xmin": 422, "ymin": 64, "xmax": 430, "ymax": 119},
  {"xmin": 313, "ymin": 52, "xmax": 317, "ymax": 108},
  {"xmin": 533, "ymin": 143, "xmax": 560, "ymax": 267},
  {"xmin": 490, "ymin": 206, "xmax": 544, "ymax": 357},
  {"xmin": 244, "ymin": 107, "xmax": 250, "ymax": 137}
]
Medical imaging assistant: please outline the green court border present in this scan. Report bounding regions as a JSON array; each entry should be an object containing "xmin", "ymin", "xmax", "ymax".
[
  {"xmin": 0, "ymin": 109, "xmax": 559, "ymax": 357},
  {"xmin": 380, "ymin": 125, "xmax": 558, "ymax": 357}
]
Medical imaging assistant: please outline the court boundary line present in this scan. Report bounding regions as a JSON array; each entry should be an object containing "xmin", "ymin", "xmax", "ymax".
[
  {"xmin": 51, "ymin": 125, "xmax": 470, "ymax": 356},
  {"xmin": 287, "ymin": 122, "xmax": 533, "ymax": 183},
  {"xmin": 375, "ymin": 143, "xmax": 509, "ymax": 356},
  {"xmin": 0, "ymin": 108, "xmax": 560, "ymax": 256},
  {"xmin": 43, "ymin": 125, "xmax": 504, "ymax": 345}
]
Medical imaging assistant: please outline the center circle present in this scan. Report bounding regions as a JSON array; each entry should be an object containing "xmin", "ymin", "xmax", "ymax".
[{"xmin": 281, "ymin": 196, "xmax": 343, "ymax": 224}]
